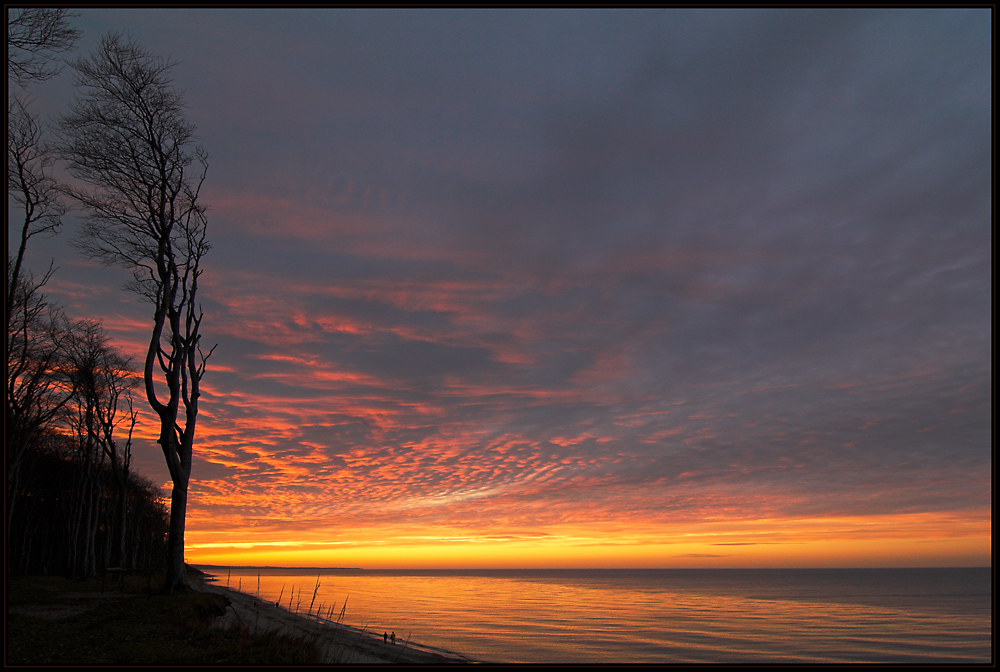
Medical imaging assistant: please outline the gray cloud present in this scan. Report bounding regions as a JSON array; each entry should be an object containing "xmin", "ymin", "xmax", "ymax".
[{"xmin": 18, "ymin": 9, "xmax": 990, "ymax": 556}]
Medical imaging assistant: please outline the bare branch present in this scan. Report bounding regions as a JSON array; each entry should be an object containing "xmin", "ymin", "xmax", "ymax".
[
  {"xmin": 7, "ymin": 8, "xmax": 81, "ymax": 86},
  {"xmin": 7, "ymin": 93, "xmax": 68, "ymax": 331}
]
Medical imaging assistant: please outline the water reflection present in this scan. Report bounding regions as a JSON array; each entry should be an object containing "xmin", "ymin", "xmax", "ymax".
[{"xmin": 206, "ymin": 568, "xmax": 990, "ymax": 664}]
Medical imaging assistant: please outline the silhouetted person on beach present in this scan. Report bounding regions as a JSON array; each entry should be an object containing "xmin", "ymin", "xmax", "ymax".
[
  {"xmin": 391, "ymin": 631, "xmax": 396, "ymax": 644},
  {"xmin": 384, "ymin": 632, "xmax": 388, "ymax": 643}
]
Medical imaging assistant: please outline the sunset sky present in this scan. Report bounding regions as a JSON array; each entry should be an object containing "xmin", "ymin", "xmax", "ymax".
[{"xmin": 11, "ymin": 8, "xmax": 991, "ymax": 569}]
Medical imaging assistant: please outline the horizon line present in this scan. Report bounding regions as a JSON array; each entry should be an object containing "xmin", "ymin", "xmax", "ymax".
[{"xmin": 191, "ymin": 564, "xmax": 991, "ymax": 571}]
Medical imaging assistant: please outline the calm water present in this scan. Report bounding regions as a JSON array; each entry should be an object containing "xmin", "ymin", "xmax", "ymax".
[{"xmin": 200, "ymin": 567, "xmax": 992, "ymax": 664}]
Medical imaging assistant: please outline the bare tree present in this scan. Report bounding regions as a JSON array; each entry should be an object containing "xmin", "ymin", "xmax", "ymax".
[
  {"xmin": 6, "ymin": 8, "xmax": 77, "ymax": 574},
  {"xmin": 7, "ymin": 429, "xmax": 167, "ymax": 577},
  {"xmin": 5, "ymin": 261, "xmax": 77, "ymax": 552},
  {"xmin": 7, "ymin": 7, "xmax": 80, "ymax": 87},
  {"xmin": 7, "ymin": 7, "xmax": 75, "ymax": 354},
  {"xmin": 63, "ymin": 319, "xmax": 138, "ymax": 578},
  {"xmin": 7, "ymin": 94, "xmax": 68, "ymax": 329},
  {"xmin": 59, "ymin": 33, "xmax": 213, "ymax": 592}
]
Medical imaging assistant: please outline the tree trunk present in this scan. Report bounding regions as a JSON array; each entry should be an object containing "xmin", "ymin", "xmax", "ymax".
[
  {"xmin": 116, "ymin": 479, "xmax": 128, "ymax": 569},
  {"xmin": 165, "ymin": 480, "xmax": 188, "ymax": 591}
]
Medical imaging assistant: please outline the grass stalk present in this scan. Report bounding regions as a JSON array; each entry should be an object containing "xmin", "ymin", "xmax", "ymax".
[{"xmin": 309, "ymin": 575, "xmax": 320, "ymax": 614}]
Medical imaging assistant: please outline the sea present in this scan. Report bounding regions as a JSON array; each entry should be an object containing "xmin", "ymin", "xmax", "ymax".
[{"xmin": 199, "ymin": 566, "xmax": 992, "ymax": 664}]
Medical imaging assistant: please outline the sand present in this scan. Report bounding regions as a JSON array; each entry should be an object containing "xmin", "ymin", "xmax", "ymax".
[{"xmin": 195, "ymin": 574, "xmax": 478, "ymax": 665}]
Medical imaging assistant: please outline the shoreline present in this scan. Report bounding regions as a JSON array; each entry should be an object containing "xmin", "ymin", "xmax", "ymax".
[{"xmin": 192, "ymin": 571, "xmax": 480, "ymax": 665}]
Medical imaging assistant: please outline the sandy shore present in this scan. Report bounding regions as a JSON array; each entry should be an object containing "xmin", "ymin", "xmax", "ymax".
[{"xmin": 194, "ymin": 574, "xmax": 478, "ymax": 665}]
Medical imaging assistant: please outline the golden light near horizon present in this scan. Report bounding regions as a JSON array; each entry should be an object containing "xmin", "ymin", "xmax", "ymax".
[{"xmin": 183, "ymin": 510, "xmax": 992, "ymax": 569}]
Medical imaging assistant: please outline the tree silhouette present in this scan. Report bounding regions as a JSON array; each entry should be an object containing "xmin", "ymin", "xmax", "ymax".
[
  {"xmin": 59, "ymin": 32, "xmax": 213, "ymax": 591},
  {"xmin": 5, "ymin": 261, "xmax": 76, "ymax": 555},
  {"xmin": 7, "ymin": 6, "xmax": 76, "ymax": 312},
  {"xmin": 64, "ymin": 320, "xmax": 138, "ymax": 578},
  {"xmin": 7, "ymin": 8, "xmax": 80, "ymax": 87},
  {"xmin": 7, "ymin": 94, "xmax": 67, "ymax": 330},
  {"xmin": 6, "ymin": 13, "xmax": 170, "ymax": 582},
  {"xmin": 6, "ymin": 6, "xmax": 78, "ymax": 576}
]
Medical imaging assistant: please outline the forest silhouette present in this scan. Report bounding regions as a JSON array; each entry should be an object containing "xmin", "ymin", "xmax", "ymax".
[{"xmin": 8, "ymin": 9, "xmax": 208, "ymax": 588}]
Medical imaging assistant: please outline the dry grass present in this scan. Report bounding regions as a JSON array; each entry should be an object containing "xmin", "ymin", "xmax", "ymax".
[{"xmin": 5, "ymin": 572, "xmax": 325, "ymax": 665}]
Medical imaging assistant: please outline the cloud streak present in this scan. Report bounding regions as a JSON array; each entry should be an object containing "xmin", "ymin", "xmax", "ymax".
[{"xmin": 17, "ymin": 8, "xmax": 991, "ymax": 568}]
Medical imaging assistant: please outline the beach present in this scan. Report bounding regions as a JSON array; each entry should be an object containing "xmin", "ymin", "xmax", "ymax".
[{"xmin": 194, "ymin": 572, "xmax": 477, "ymax": 665}]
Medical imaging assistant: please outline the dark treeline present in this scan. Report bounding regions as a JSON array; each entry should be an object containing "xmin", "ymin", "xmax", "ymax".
[
  {"xmin": 8, "ymin": 431, "xmax": 168, "ymax": 578},
  {"xmin": 6, "ymin": 265, "xmax": 169, "ymax": 579}
]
